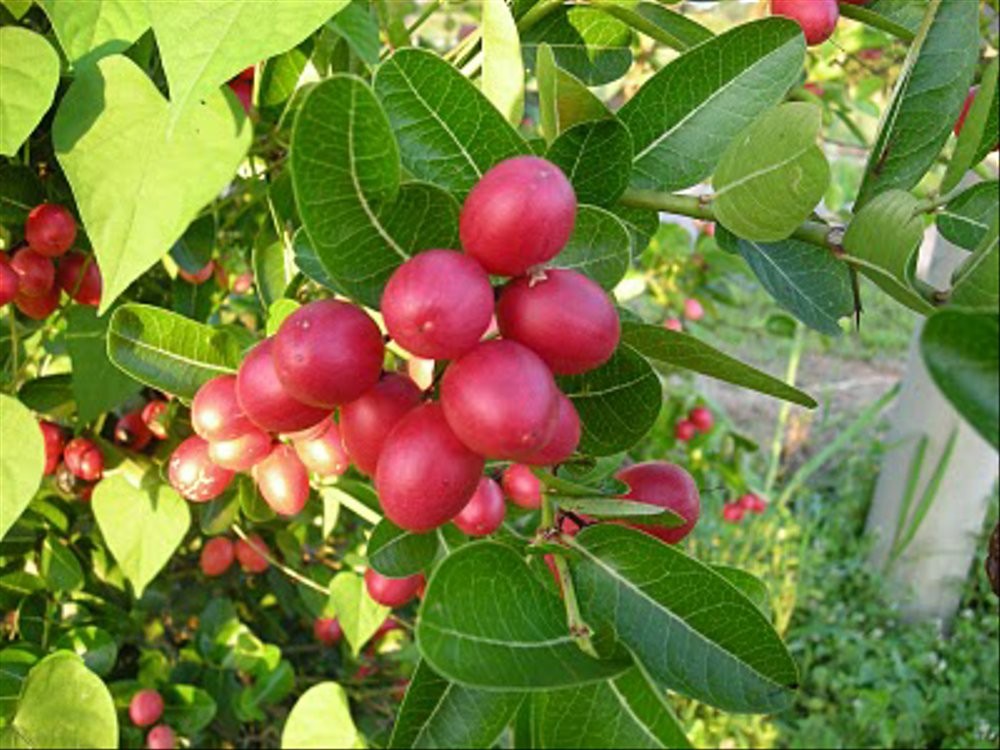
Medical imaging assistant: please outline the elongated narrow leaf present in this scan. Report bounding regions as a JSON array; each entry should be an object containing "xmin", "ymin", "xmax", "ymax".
[
  {"xmin": 368, "ymin": 520, "xmax": 438, "ymax": 578},
  {"xmin": 390, "ymin": 661, "xmax": 523, "ymax": 749},
  {"xmin": 555, "ymin": 497, "xmax": 682, "ymax": 528},
  {"xmin": 282, "ymin": 682, "xmax": 359, "ymax": 749},
  {"xmin": 547, "ymin": 120, "xmax": 633, "ymax": 207},
  {"xmin": 0, "ymin": 27, "xmax": 60, "ymax": 157},
  {"xmin": 65, "ymin": 305, "xmax": 143, "ymax": 423},
  {"xmin": 620, "ymin": 18, "xmax": 805, "ymax": 192},
  {"xmin": 949, "ymin": 216, "xmax": 999, "ymax": 310},
  {"xmin": 417, "ymin": 542, "xmax": 629, "ymax": 690},
  {"xmin": 41, "ymin": 0, "xmax": 149, "ymax": 70},
  {"xmin": 552, "ymin": 205, "xmax": 631, "ymax": 290},
  {"xmin": 593, "ymin": 0, "xmax": 711, "ymax": 51},
  {"xmin": 0, "ymin": 395, "xmax": 45, "ymax": 542},
  {"xmin": 942, "ymin": 57, "xmax": 999, "ymax": 192},
  {"xmin": 482, "ymin": 0, "xmax": 524, "ymax": 125},
  {"xmin": 937, "ymin": 181, "xmax": 999, "ymax": 251},
  {"xmin": 538, "ymin": 45, "xmax": 612, "ymax": 141},
  {"xmin": 711, "ymin": 565, "xmax": 772, "ymax": 618},
  {"xmin": 620, "ymin": 322, "xmax": 816, "ymax": 408},
  {"xmin": 568, "ymin": 525, "xmax": 798, "ymax": 713},
  {"xmin": 522, "ymin": 6, "xmax": 633, "ymax": 86}
]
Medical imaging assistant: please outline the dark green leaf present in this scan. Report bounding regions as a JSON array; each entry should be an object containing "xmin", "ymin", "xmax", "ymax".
[
  {"xmin": 937, "ymin": 181, "xmax": 999, "ymax": 251},
  {"xmin": 610, "ymin": 205, "xmax": 660, "ymax": 257},
  {"xmin": 949, "ymin": 215, "xmax": 998, "ymax": 310},
  {"xmin": 291, "ymin": 227, "xmax": 342, "ymax": 293},
  {"xmin": 0, "ymin": 162, "xmax": 45, "ymax": 225},
  {"xmin": 0, "ymin": 647, "xmax": 38, "ymax": 722},
  {"xmin": 522, "ymin": 6, "xmax": 633, "ymax": 86},
  {"xmin": 537, "ymin": 43, "xmax": 612, "ymax": 143},
  {"xmin": 592, "ymin": 0, "xmax": 712, "ymax": 51},
  {"xmin": 552, "ymin": 205, "xmax": 632, "ymax": 290},
  {"xmin": 942, "ymin": 56, "xmax": 999, "ymax": 193},
  {"xmin": 368, "ymin": 520, "xmax": 439, "ymax": 578},
  {"xmin": 555, "ymin": 497, "xmax": 683, "ymax": 527},
  {"xmin": 65, "ymin": 305, "xmax": 143, "ymax": 423},
  {"xmin": 162, "ymin": 684, "xmax": 217, "ymax": 735},
  {"xmin": 259, "ymin": 44, "xmax": 311, "ymax": 112},
  {"xmin": 16, "ymin": 375, "xmax": 74, "ymax": 416},
  {"xmin": 547, "ymin": 120, "xmax": 633, "ymax": 206},
  {"xmin": 328, "ymin": 0, "xmax": 380, "ymax": 65},
  {"xmin": 54, "ymin": 626, "xmax": 117, "ymax": 676},
  {"xmin": 711, "ymin": 565, "xmax": 772, "ymax": 618},
  {"xmin": 170, "ymin": 213, "xmax": 215, "ymax": 274},
  {"xmin": 41, "ymin": 538, "xmax": 84, "ymax": 593}
]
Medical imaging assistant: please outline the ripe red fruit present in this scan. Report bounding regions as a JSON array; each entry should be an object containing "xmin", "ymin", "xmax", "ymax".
[
  {"xmin": 675, "ymin": 420, "xmax": 696, "ymax": 442},
  {"xmin": 373, "ymin": 616, "xmax": 402, "ymax": 641},
  {"xmin": 313, "ymin": 617, "xmax": 343, "ymax": 646},
  {"xmin": 237, "ymin": 66, "xmax": 255, "ymax": 81},
  {"xmin": 25, "ymin": 204, "xmax": 76, "ymax": 257},
  {"xmin": 688, "ymin": 406, "xmax": 714, "ymax": 433},
  {"xmin": 340, "ymin": 374, "xmax": 423, "ymax": 476},
  {"xmin": 459, "ymin": 156, "xmax": 577, "ymax": 276},
  {"xmin": 803, "ymin": 82, "xmax": 825, "ymax": 98},
  {"xmin": 253, "ymin": 444, "xmax": 310, "ymax": 516},
  {"xmin": 146, "ymin": 724, "xmax": 176, "ymax": 750},
  {"xmin": 10, "ymin": 247, "xmax": 54, "ymax": 297},
  {"xmin": 192, "ymin": 375, "xmax": 255, "ymax": 442},
  {"xmin": 235, "ymin": 534, "xmax": 270, "ymax": 573},
  {"xmin": 129, "ymin": 689, "xmax": 164, "ymax": 727},
  {"xmin": 722, "ymin": 502, "xmax": 745, "ymax": 524},
  {"xmin": 55, "ymin": 251, "xmax": 101, "ymax": 307},
  {"xmin": 683, "ymin": 298, "xmax": 704, "ymax": 322},
  {"xmin": 0, "ymin": 254, "xmax": 19, "ymax": 306},
  {"xmin": 168, "ymin": 436, "xmax": 234, "ymax": 502},
  {"xmin": 63, "ymin": 437, "xmax": 104, "ymax": 481},
  {"xmin": 738, "ymin": 493, "xmax": 768, "ymax": 514},
  {"xmin": 13, "ymin": 286, "xmax": 60, "ymax": 319},
  {"xmin": 178, "ymin": 261, "xmax": 214, "ymax": 285},
  {"xmin": 664, "ymin": 317, "xmax": 683, "ymax": 332},
  {"xmin": 496, "ymin": 269, "xmax": 619, "ymax": 375},
  {"xmin": 615, "ymin": 462, "xmax": 701, "ymax": 544},
  {"xmin": 228, "ymin": 79, "xmax": 253, "ymax": 115},
  {"xmin": 200, "ymin": 537, "xmax": 236, "ymax": 576},
  {"xmin": 501, "ymin": 464, "xmax": 542, "ymax": 509},
  {"xmin": 364, "ymin": 569, "xmax": 425, "ymax": 608},
  {"xmin": 771, "ymin": 0, "xmax": 839, "ymax": 46},
  {"xmin": 39, "ymin": 420, "xmax": 64, "ymax": 475},
  {"xmin": 114, "ymin": 410, "xmax": 153, "ymax": 451},
  {"xmin": 208, "ymin": 428, "xmax": 272, "ymax": 472},
  {"xmin": 441, "ymin": 340, "xmax": 559, "ymax": 460},
  {"xmin": 141, "ymin": 400, "xmax": 170, "ymax": 439},
  {"xmin": 293, "ymin": 419, "xmax": 350, "ymax": 477},
  {"xmin": 375, "ymin": 403, "xmax": 485, "ymax": 532},
  {"xmin": 382, "ymin": 250, "xmax": 494, "ymax": 359},
  {"xmin": 236, "ymin": 338, "xmax": 330, "ymax": 433},
  {"xmin": 273, "ymin": 300, "xmax": 385, "ymax": 408},
  {"xmin": 522, "ymin": 393, "xmax": 580, "ymax": 466},
  {"xmin": 453, "ymin": 477, "xmax": 506, "ymax": 536}
]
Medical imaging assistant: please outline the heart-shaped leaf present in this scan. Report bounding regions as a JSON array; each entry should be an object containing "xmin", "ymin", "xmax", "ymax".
[
  {"xmin": 368, "ymin": 520, "xmax": 439, "ymax": 579},
  {"xmin": 328, "ymin": 571, "xmax": 390, "ymax": 656},
  {"xmin": 282, "ymin": 682, "xmax": 359, "ymax": 749},
  {"xmin": 547, "ymin": 120, "xmax": 633, "ymax": 207},
  {"xmin": 937, "ymin": 181, "xmax": 999, "ymax": 251},
  {"xmin": 554, "ymin": 498, "xmax": 683, "ymax": 528},
  {"xmin": 0, "ymin": 395, "xmax": 45, "ymax": 542},
  {"xmin": 41, "ymin": 0, "xmax": 149, "ymax": 70},
  {"xmin": 0, "ymin": 27, "xmax": 60, "ymax": 157}
]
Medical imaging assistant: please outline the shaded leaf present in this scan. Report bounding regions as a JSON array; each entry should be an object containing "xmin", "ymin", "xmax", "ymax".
[
  {"xmin": 552, "ymin": 205, "xmax": 632, "ymax": 290},
  {"xmin": 65, "ymin": 305, "xmax": 143, "ymax": 423},
  {"xmin": 41, "ymin": 0, "xmax": 149, "ymax": 70},
  {"xmin": 522, "ymin": 5, "xmax": 633, "ymax": 86},
  {"xmin": 937, "ymin": 181, "xmax": 999, "ymax": 251},
  {"xmin": 547, "ymin": 120, "xmax": 633, "ymax": 207},
  {"xmin": 368, "ymin": 520, "xmax": 439, "ymax": 579}
]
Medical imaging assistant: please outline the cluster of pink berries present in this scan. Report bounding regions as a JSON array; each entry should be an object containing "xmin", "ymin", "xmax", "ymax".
[
  {"xmin": 675, "ymin": 405, "xmax": 714, "ymax": 442},
  {"xmin": 663, "ymin": 297, "xmax": 704, "ymax": 332},
  {"xmin": 39, "ymin": 421, "xmax": 102, "ymax": 500},
  {"xmin": 198, "ymin": 533, "xmax": 271, "ymax": 576},
  {"xmin": 722, "ymin": 493, "xmax": 768, "ymax": 524},
  {"xmin": 128, "ymin": 689, "xmax": 175, "ymax": 749}
]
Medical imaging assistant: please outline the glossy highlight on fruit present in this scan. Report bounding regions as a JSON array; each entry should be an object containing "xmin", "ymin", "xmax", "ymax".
[
  {"xmin": 522, "ymin": 392, "xmax": 581, "ymax": 466},
  {"xmin": 10, "ymin": 247, "xmax": 54, "ymax": 297},
  {"xmin": 39, "ymin": 420, "xmax": 64, "ymax": 475},
  {"xmin": 453, "ymin": 477, "xmax": 506, "ymax": 536},
  {"xmin": 64, "ymin": 437, "xmax": 103, "ymax": 481},
  {"xmin": 168, "ymin": 436, "xmax": 234, "ymax": 502},
  {"xmin": 771, "ymin": 0, "xmax": 839, "ymax": 46},
  {"xmin": 340, "ymin": 374, "xmax": 423, "ymax": 476},
  {"xmin": 13, "ymin": 286, "xmax": 59, "ymax": 319},
  {"xmin": 25, "ymin": 204, "xmax": 76, "ymax": 257},
  {"xmin": 364, "ymin": 569, "xmax": 425, "ymax": 608},
  {"xmin": 501, "ymin": 463, "xmax": 542, "ymax": 509},
  {"xmin": 192, "ymin": 375, "xmax": 255, "ymax": 441},
  {"xmin": 253, "ymin": 443, "xmax": 310, "ymax": 516},
  {"xmin": 615, "ymin": 461, "xmax": 701, "ymax": 544},
  {"xmin": 114, "ymin": 410, "xmax": 153, "ymax": 451},
  {"xmin": 208, "ymin": 428, "xmax": 272, "ymax": 471},
  {"xmin": 129, "ymin": 689, "xmax": 164, "ymax": 727},
  {"xmin": 293, "ymin": 419, "xmax": 350, "ymax": 477},
  {"xmin": 55, "ymin": 251, "xmax": 101, "ymax": 307},
  {"xmin": 235, "ymin": 534, "xmax": 270, "ymax": 573},
  {"xmin": 236, "ymin": 338, "xmax": 330, "ymax": 434},
  {"xmin": 142, "ymin": 400, "xmax": 170, "ymax": 440},
  {"xmin": 200, "ymin": 537, "xmax": 236, "ymax": 576}
]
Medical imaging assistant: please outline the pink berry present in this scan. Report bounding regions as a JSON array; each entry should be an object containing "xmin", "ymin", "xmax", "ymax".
[
  {"xmin": 521, "ymin": 393, "xmax": 581, "ymax": 467},
  {"xmin": 364, "ymin": 569, "xmax": 425, "ymax": 608},
  {"xmin": 207, "ymin": 428, "xmax": 273, "ymax": 472},
  {"xmin": 235, "ymin": 338, "xmax": 330, "ymax": 434},
  {"xmin": 501, "ymin": 464, "xmax": 542, "ymax": 509},
  {"xmin": 129, "ymin": 689, "xmax": 164, "ymax": 728},
  {"xmin": 340, "ymin": 374, "xmax": 423, "ymax": 476},
  {"xmin": 615, "ymin": 462, "xmax": 701, "ymax": 544},
  {"xmin": 722, "ymin": 503, "xmax": 745, "ymax": 524},
  {"xmin": 453, "ymin": 477, "xmax": 506, "ymax": 536},
  {"xmin": 292, "ymin": 419, "xmax": 350, "ymax": 477},
  {"xmin": 10, "ymin": 247, "xmax": 54, "ymax": 297},
  {"xmin": 25, "ymin": 204, "xmax": 76, "ymax": 257},
  {"xmin": 192, "ymin": 375, "xmax": 255, "ymax": 442},
  {"xmin": 200, "ymin": 537, "xmax": 236, "ymax": 576},
  {"xmin": 146, "ymin": 724, "xmax": 175, "ymax": 750},
  {"xmin": 168, "ymin": 436, "xmax": 234, "ymax": 502},
  {"xmin": 55, "ymin": 251, "xmax": 101, "ymax": 307},
  {"xmin": 235, "ymin": 534, "xmax": 270, "ymax": 573},
  {"xmin": 771, "ymin": 0, "xmax": 839, "ymax": 46},
  {"xmin": 0, "ymin": 253, "xmax": 19, "ymax": 306},
  {"xmin": 683, "ymin": 298, "xmax": 704, "ymax": 322},
  {"xmin": 313, "ymin": 617, "xmax": 343, "ymax": 646},
  {"xmin": 675, "ymin": 420, "xmax": 696, "ymax": 442},
  {"xmin": 39, "ymin": 420, "xmax": 64, "ymax": 475},
  {"xmin": 688, "ymin": 406, "xmax": 714, "ymax": 433},
  {"xmin": 253, "ymin": 443, "xmax": 310, "ymax": 516}
]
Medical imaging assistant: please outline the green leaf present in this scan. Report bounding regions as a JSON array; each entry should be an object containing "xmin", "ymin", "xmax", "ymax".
[
  {"xmin": 389, "ymin": 661, "xmax": 523, "ymax": 749},
  {"xmin": 170, "ymin": 213, "xmax": 215, "ymax": 274},
  {"xmin": 713, "ymin": 103, "xmax": 829, "ymax": 242},
  {"xmin": 620, "ymin": 18, "xmax": 805, "ymax": 192},
  {"xmin": 65, "ymin": 305, "xmax": 142, "ymax": 423},
  {"xmin": 54, "ymin": 626, "xmax": 117, "ymax": 677},
  {"xmin": 290, "ymin": 75, "xmax": 461, "ymax": 308},
  {"xmin": 41, "ymin": 0, "xmax": 149, "ymax": 70},
  {"xmin": 522, "ymin": 6, "xmax": 632, "ymax": 86},
  {"xmin": 162, "ymin": 684, "xmax": 217, "ymax": 735},
  {"xmin": 0, "ymin": 162, "xmax": 45, "ymax": 225},
  {"xmin": 568, "ymin": 525, "xmax": 798, "ymax": 713},
  {"xmin": 855, "ymin": 0, "xmax": 924, "ymax": 36},
  {"xmin": 592, "ymin": 0, "xmax": 712, "ymax": 51},
  {"xmin": 532, "ymin": 665, "xmax": 691, "ymax": 749},
  {"xmin": 937, "ymin": 181, "xmax": 999, "ymax": 251},
  {"xmin": 328, "ymin": 571, "xmax": 390, "ymax": 656},
  {"xmin": 40, "ymin": 538, "xmax": 84, "ymax": 593},
  {"xmin": 482, "ymin": 0, "xmax": 524, "ymax": 126},
  {"xmin": 558, "ymin": 344, "xmax": 662, "ymax": 457},
  {"xmin": 857, "ymin": 0, "xmax": 979, "ymax": 206},
  {"xmin": 611, "ymin": 205, "xmax": 660, "ymax": 258},
  {"xmin": 282, "ymin": 682, "xmax": 359, "ymax": 749},
  {"xmin": 374, "ymin": 49, "xmax": 528, "ymax": 195},
  {"xmin": 3, "ymin": 651, "xmax": 117, "ymax": 748},
  {"xmin": 328, "ymin": 0, "xmax": 380, "ymax": 66},
  {"xmin": 537, "ymin": 43, "xmax": 559, "ymax": 145},
  {"xmin": 921, "ymin": 310, "xmax": 999, "ymax": 450},
  {"xmin": 1, "ymin": 0, "xmax": 32, "ymax": 20},
  {"xmin": 547, "ymin": 120, "xmax": 633, "ymax": 207},
  {"xmin": 368, "ymin": 520, "xmax": 439, "ymax": 579},
  {"xmin": 556, "ymin": 498, "xmax": 682, "ymax": 529},
  {"xmin": 551, "ymin": 204, "xmax": 631, "ymax": 290},
  {"xmin": 200, "ymin": 491, "xmax": 239, "ymax": 537},
  {"xmin": 950, "ymin": 215, "xmax": 999, "ymax": 310},
  {"xmin": 92, "ymin": 476, "xmax": 190, "ymax": 597},
  {"xmin": 417, "ymin": 541, "xmax": 629, "ymax": 690},
  {"xmin": 240, "ymin": 660, "xmax": 295, "ymax": 719},
  {"xmin": 0, "ymin": 27, "xmax": 60, "ymax": 157},
  {"xmin": 620, "ymin": 321, "xmax": 816, "ymax": 408},
  {"xmin": 16, "ymin": 374, "xmax": 74, "ymax": 416},
  {"xmin": 537, "ymin": 43, "xmax": 612, "ymax": 145},
  {"xmin": 0, "ymin": 647, "xmax": 38, "ymax": 722},
  {"xmin": 320, "ymin": 487, "xmax": 340, "ymax": 539},
  {"xmin": 0, "ymin": 395, "xmax": 45, "ymax": 543},
  {"xmin": 259, "ymin": 44, "xmax": 310, "ymax": 113},
  {"xmin": 711, "ymin": 565, "xmax": 772, "ymax": 618},
  {"xmin": 53, "ymin": 55, "xmax": 251, "ymax": 312},
  {"xmin": 253, "ymin": 233, "xmax": 298, "ymax": 308},
  {"xmin": 291, "ymin": 227, "xmax": 343, "ymax": 293},
  {"xmin": 943, "ymin": 56, "xmax": 999, "ymax": 192},
  {"xmin": 107, "ymin": 303, "xmax": 246, "ymax": 400}
]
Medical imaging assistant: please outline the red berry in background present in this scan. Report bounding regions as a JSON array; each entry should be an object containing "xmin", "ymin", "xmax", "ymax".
[
  {"xmin": 114, "ymin": 410, "xmax": 153, "ymax": 451},
  {"xmin": 459, "ymin": 156, "xmax": 577, "ymax": 277},
  {"xmin": 63, "ymin": 437, "xmax": 103, "ymax": 481},
  {"xmin": 253, "ymin": 443, "xmax": 310, "ymax": 516},
  {"xmin": 803, "ymin": 82, "xmax": 826, "ymax": 98},
  {"xmin": 39, "ymin": 420, "xmax": 65, "ymax": 475},
  {"xmin": 382, "ymin": 250, "xmax": 494, "ymax": 360},
  {"xmin": 375, "ymin": 403, "xmax": 485, "ymax": 532},
  {"xmin": 141, "ymin": 399, "xmax": 170, "ymax": 439},
  {"xmin": 313, "ymin": 617, "xmax": 343, "ymax": 646},
  {"xmin": 615, "ymin": 462, "xmax": 701, "ymax": 544},
  {"xmin": 55, "ymin": 251, "xmax": 101, "ymax": 307},
  {"xmin": 364, "ymin": 569, "xmax": 425, "ymax": 608},
  {"xmin": 0, "ymin": 254, "xmax": 19, "ymax": 306},
  {"xmin": 771, "ymin": 0, "xmax": 839, "ymax": 46},
  {"xmin": 129, "ymin": 689, "xmax": 164, "ymax": 727},
  {"xmin": 453, "ymin": 477, "xmax": 506, "ymax": 536},
  {"xmin": 178, "ymin": 261, "xmax": 214, "ymax": 285},
  {"xmin": 235, "ymin": 534, "xmax": 270, "ymax": 573},
  {"xmin": 675, "ymin": 420, "xmax": 696, "ymax": 442},
  {"xmin": 168, "ymin": 435, "xmax": 234, "ymax": 502},
  {"xmin": 25, "ymin": 204, "xmax": 76, "ymax": 257},
  {"xmin": 373, "ymin": 616, "xmax": 402, "ymax": 641},
  {"xmin": 208, "ymin": 427, "xmax": 272, "ymax": 472},
  {"xmin": 722, "ymin": 502, "xmax": 745, "ymax": 524},
  {"xmin": 683, "ymin": 297, "xmax": 704, "ymax": 322},
  {"xmin": 501, "ymin": 463, "xmax": 542, "ymax": 509},
  {"xmin": 146, "ymin": 724, "xmax": 176, "ymax": 750},
  {"xmin": 441, "ymin": 340, "xmax": 560, "ymax": 461},
  {"xmin": 664, "ymin": 317, "xmax": 683, "ymax": 332},
  {"xmin": 78, "ymin": 483, "xmax": 95, "ymax": 502},
  {"xmin": 236, "ymin": 338, "xmax": 330, "ymax": 434},
  {"xmin": 13, "ymin": 285, "xmax": 60, "ymax": 320},
  {"xmin": 232, "ymin": 271, "xmax": 254, "ymax": 294},
  {"xmin": 522, "ymin": 392, "xmax": 581, "ymax": 466},
  {"xmin": 496, "ymin": 269, "xmax": 620, "ymax": 375},
  {"xmin": 10, "ymin": 247, "xmax": 54, "ymax": 297},
  {"xmin": 192, "ymin": 375, "xmax": 255, "ymax": 442},
  {"xmin": 340, "ymin": 374, "xmax": 423, "ymax": 476},
  {"xmin": 228, "ymin": 78, "xmax": 253, "ymax": 115},
  {"xmin": 738, "ymin": 493, "xmax": 768, "ymax": 514},
  {"xmin": 200, "ymin": 537, "xmax": 235, "ymax": 577},
  {"xmin": 688, "ymin": 406, "xmax": 714, "ymax": 433},
  {"xmin": 293, "ymin": 419, "xmax": 350, "ymax": 477},
  {"xmin": 273, "ymin": 299, "xmax": 385, "ymax": 408}
]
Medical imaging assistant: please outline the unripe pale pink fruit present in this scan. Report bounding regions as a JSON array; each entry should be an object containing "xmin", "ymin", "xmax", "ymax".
[
  {"xmin": 664, "ymin": 318, "xmax": 683, "ymax": 332},
  {"xmin": 13, "ymin": 286, "xmax": 59, "ymax": 319},
  {"xmin": 364, "ymin": 569, "xmax": 425, "ymax": 608},
  {"xmin": 273, "ymin": 300, "xmax": 384, "ymax": 408},
  {"xmin": 168, "ymin": 436, "xmax": 234, "ymax": 502},
  {"xmin": 293, "ymin": 419, "xmax": 350, "ymax": 477},
  {"xmin": 459, "ymin": 156, "xmax": 577, "ymax": 276},
  {"xmin": 771, "ymin": 0, "xmax": 839, "ymax": 46},
  {"xmin": 253, "ymin": 444, "xmax": 310, "ymax": 516},
  {"xmin": 688, "ymin": 406, "xmax": 714, "ymax": 433},
  {"xmin": 10, "ymin": 247, "xmax": 54, "ymax": 297},
  {"xmin": 340, "ymin": 374, "xmax": 423, "ymax": 476},
  {"xmin": 0, "ymin": 254, "xmax": 18, "ymax": 306},
  {"xmin": 501, "ymin": 463, "xmax": 542, "ymax": 509},
  {"xmin": 129, "ymin": 689, "xmax": 164, "ymax": 727},
  {"xmin": 192, "ymin": 375, "xmax": 255, "ymax": 441},
  {"xmin": 39, "ymin": 420, "xmax": 64, "ymax": 475},
  {"xmin": 453, "ymin": 477, "xmax": 506, "ymax": 536},
  {"xmin": 313, "ymin": 617, "xmax": 342, "ymax": 646},
  {"xmin": 496, "ymin": 269, "xmax": 619, "ymax": 375},
  {"xmin": 521, "ymin": 393, "xmax": 581, "ymax": 466},
  {"xmin": 114, "ymin": 410, "xmax": 153, "ymax": 451},
  {"xmin": 208, "ymin": 428, "xmax": 272, "ymax": 471},
  {"xmin": 25, "ymin": 204, "xmax": 76, "ymax": 257},
  {"xmin": 675, "ymin": 420, "xmax": 696, "ymax": 442},
  {"xmin": 441, "ymin": 340, "xmax": 559, "ymax": 460},
  {"xmin": 235, "ymin": 534, "xmax": 270, "ymax": 573},
  {"xmin": 200, "ymin": 537, "xmax": 236, "ymax": 576},
  {"xmin": 375, "ymin": 403, "xmax": 484, "ymax": 532},
  {"xmin": 55, "ymin": 251, "xmax": 101, "ymax": 307},
  {"xmin": 63, "ymin": 437, "xmax": 103, "ymax": 481},
  {"xmin": 382, "ymin": 250, "xmax": 494, "ymax": 359},
  {"xmin": 146, "ymin": 724, "xmax": 176, "ymax": 750},
  {"xmin": 236, "ymin": 338, "xmax": 330, "ymax": 434},
  {"xmin": 683, "ymin": 298, "xmax": 704, "ymax": 322},
  {"xmin": 615, "ymin": 462, "xmax": 700, "ymax": 544}
]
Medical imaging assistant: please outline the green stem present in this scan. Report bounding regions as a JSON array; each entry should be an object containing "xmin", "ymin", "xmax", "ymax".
[
  {"xmin": 540, "ymin": 492, "xmax": 555, "ymax": 529},
  {"xmin": 517, "ymin": 0, "xmax": 564, "ymax": 34},
  {"xmin": 838, "ymin": 2, "xmax": 916, "ymax": 42},
  {"xmin": 406, "ymin": 0, "xmax": 443, "ymax": 35},
  {"xmin": 551, "ymin": 546, "xmax": 599, "ymax": 658},
  {"xmin": 232, "ymin": 524, "xmax": 330, "ymax": 593},
  {"xmin": 590, "ymin": 0, "xmax": 695, "ymax": 51},
  {"xmin": 7, "ymin": 314, "xmax": 20, "ymax": 389},
  {"xmin": 764, "ymin": 322, "xmax": 805, "ymax": 494}
]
